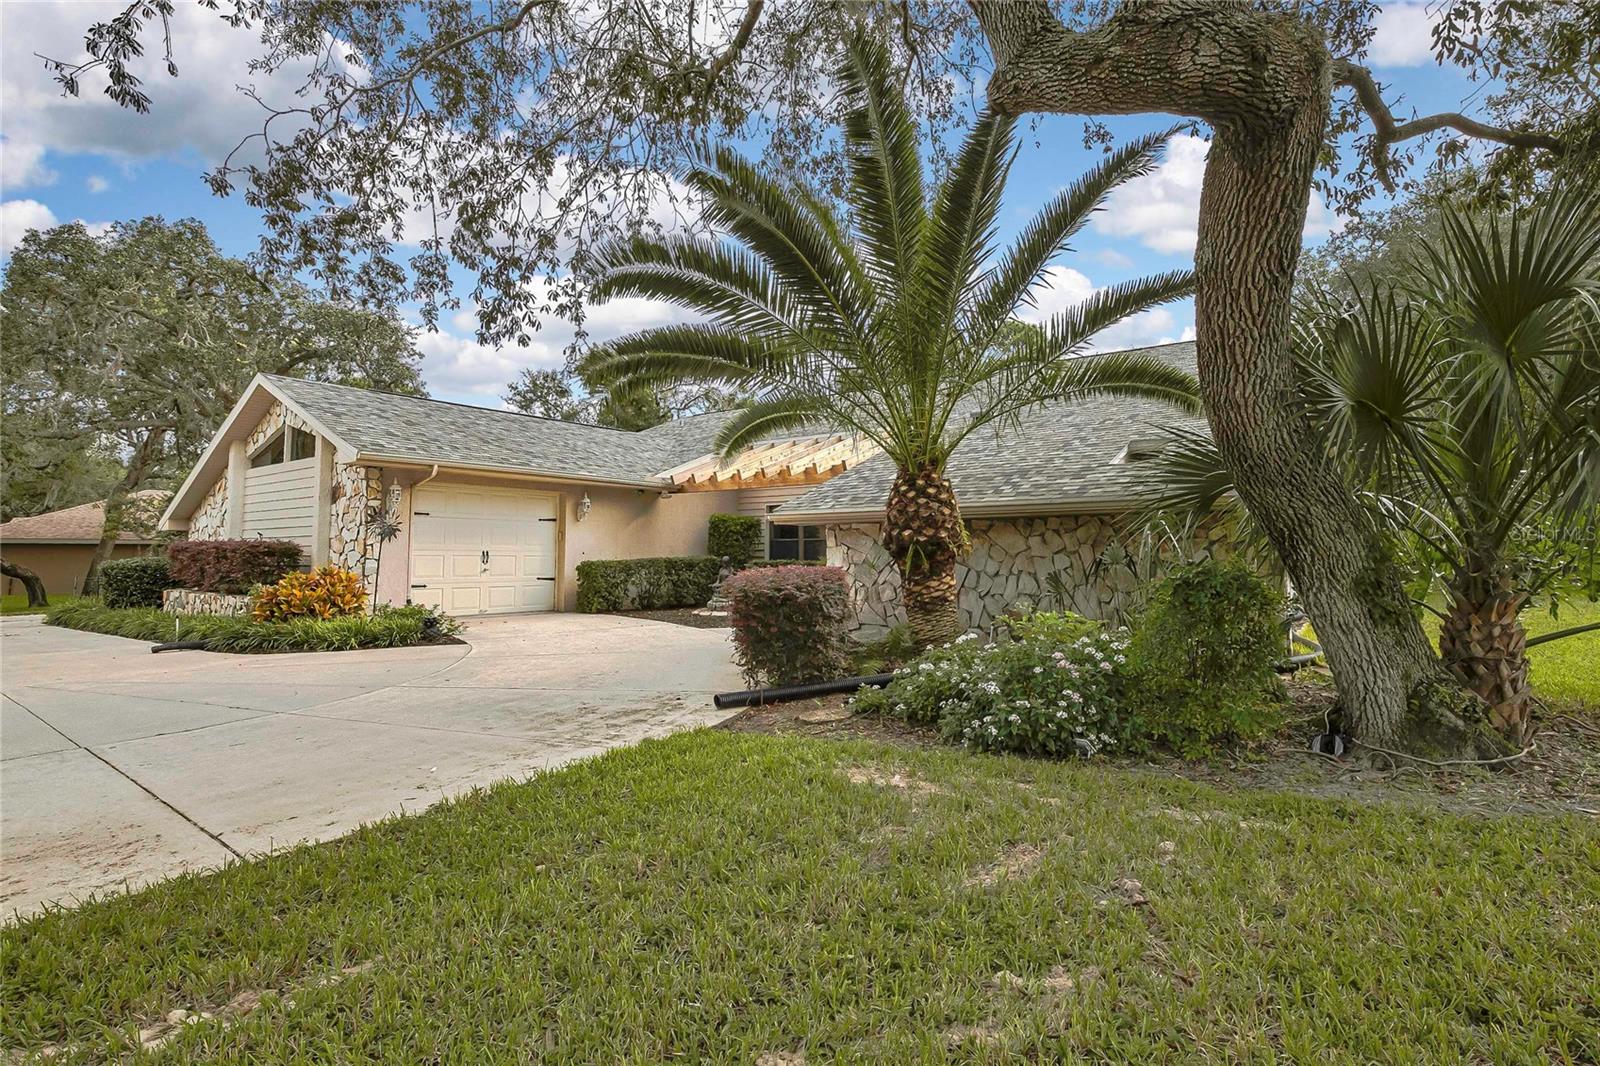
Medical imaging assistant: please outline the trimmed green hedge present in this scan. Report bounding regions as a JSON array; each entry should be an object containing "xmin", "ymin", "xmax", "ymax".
[
  {"xmin": 575, "ymin": 556, "xmax": 722, "ymax": 612},
  {"xmin": 45, "ymin": 601, "xmax": 455, "ymax": 653},
  {"xmin": 707, "ymin": 513, "xmax": 763, "ymax": 567},
  {"xmin": 99, "ymin": 556, "xmax": 175, "ymax": 608}
]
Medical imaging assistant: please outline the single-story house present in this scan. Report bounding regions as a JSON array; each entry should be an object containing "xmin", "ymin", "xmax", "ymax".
[
  {"xmin": 0, "ymin": 491, "xmax": 167, "ymax": 596},
  {"xmin": 159, "ymin": 341, "xmax": 1224, "ymax": 629},
  {"xmin": 157, "ymin": 375, "xmax": 877, "ymax": 615}
]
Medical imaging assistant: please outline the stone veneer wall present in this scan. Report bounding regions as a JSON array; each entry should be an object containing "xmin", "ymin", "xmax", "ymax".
[
  {"xmin": 329, "ymin": 463, "xmax": 383, "ymax": 584},
  {"xmin": 162, "ymin": 588, "xmax": 254, "ymax": 617},
  {"xmin": 184, "ymin": 401, "xmax": 317, "ymax": 542},
  {"xmin": 827, "ymin": 514, "xmax": 1235, "ymax": 639}
]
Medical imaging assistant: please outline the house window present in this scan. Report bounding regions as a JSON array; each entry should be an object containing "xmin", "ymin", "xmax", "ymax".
[
  {"xmin": 767, "ymin": 506, "xmax": 826, "ymax": 562},
  {"xmin": 250, "ymin": 427, "xmax": 316, "ymax": 468}
]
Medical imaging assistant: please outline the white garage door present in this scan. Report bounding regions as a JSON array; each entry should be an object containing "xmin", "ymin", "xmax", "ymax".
[{"xmin": 408, "ymin": 485, "xmax": 559, "ymax": 615}]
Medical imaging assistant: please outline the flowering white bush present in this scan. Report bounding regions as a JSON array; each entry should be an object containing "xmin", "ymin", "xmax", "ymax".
[{"xmin": 853, "ymin": 626, "xmax": 1140, "ymax": 758}]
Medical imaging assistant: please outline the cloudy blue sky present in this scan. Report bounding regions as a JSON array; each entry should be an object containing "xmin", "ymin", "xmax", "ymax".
[{"xmin": 2, "ymin": 2, "xmax": 1476, "ymax": 406}]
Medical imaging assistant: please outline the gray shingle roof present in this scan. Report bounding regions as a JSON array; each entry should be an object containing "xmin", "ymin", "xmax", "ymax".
[
  {"xmin": 772, "ymin": 342, "xmax": 1204, "ymax": 518},
  {"xmin": 265, "ymin": 376, "xmax": 739, "ymax": 485}
]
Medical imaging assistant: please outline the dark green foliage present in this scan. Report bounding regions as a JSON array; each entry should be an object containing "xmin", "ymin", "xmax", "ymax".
[
  {"xmin": 1128, "ymin": 559, "xmax": 1287, "ymax": 756},
  {"xmin": 849, "ymin": 623, "xmax": 919, "ymax": 675},
  {"xmin": 706, "ymin": 514, "xmax": 762, "ymax": 567},
  {"xmin": 574, "ymin": 557, "xmax": 722, "ymax": 613},
  {"xmin": 98, "ymin": 556, "xmax": 174, "ymax": 609},
  {"xmin": 725, "ymin": 565, "xmax": 852, "ymax": 686},
  {"xmin": 167, "ymin": 539, "xmax": 303, "ymax": 594},
  {"xmin": 45, "ymin": 601, "xmax": 453, "ymax": 652}
]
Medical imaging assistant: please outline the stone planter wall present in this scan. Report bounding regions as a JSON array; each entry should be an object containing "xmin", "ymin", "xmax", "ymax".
[
  {"xmin": 162, "ymin": 588, "xmax": 254, "ymax": 617},
  {"xmin": 827, "ymin": 513, "xmax": 1236, "ymax": 640}
]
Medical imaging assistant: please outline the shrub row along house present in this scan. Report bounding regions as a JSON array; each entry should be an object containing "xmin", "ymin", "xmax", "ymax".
[{"xmin": 158, "ymin": 341, "xmax": 1219, "ymax": 630}]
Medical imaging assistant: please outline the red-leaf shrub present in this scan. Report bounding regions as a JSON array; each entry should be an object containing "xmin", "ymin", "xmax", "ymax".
[
  {"xmin": 725, "ymin": 565, "xmax": 852, "ymax": 686},
  {"xmin": 168, "ymin": 538, "xmax": 304, "ymax": 593}
]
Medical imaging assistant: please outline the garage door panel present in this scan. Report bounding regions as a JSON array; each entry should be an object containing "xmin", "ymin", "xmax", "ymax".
[{"xmin": 410, "ymin": 486, "xmax": 558, "ymax": 616}]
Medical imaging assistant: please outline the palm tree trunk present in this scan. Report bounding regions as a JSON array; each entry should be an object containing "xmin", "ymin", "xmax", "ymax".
[
  {"xmin": 882, "ymin": 464, "xmax": 967, "ymax": 647},
  {"xmin": 1439, "ymin": 561, "xmax": 1532, "ymax": 742}
]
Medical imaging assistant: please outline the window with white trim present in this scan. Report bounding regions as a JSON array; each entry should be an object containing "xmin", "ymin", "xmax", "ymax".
[{"xmin": 767, "ymin": 505, "xmax": 826, "ymax": 562}]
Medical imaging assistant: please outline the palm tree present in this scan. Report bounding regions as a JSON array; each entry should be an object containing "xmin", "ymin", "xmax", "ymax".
[
  {"xmin": 1143, "ymin": 181, "xmax": 1600, "ymax": 740},
  {"xmin": 586, "ymin": 33, "xmax": 1199, "ymax": 645}
]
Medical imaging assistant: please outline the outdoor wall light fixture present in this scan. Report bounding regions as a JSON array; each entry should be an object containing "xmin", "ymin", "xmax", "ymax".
[
  {"xmin": 386, "ymin": 481, "xmax": 403, "ymax": 520},
  {"xmin": 577, "ymin": 492, "xmax": 592, "ymax": 522}
]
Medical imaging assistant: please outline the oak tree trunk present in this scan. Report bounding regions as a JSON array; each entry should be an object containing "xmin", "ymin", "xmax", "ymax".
[
  {"xmin": 882, "ymin": 464, "xmax": 967, "ymax": 647},
  {"xmin": 1, "ymin": 558, "xmax": 48, "ymax": 608},
  {"xmin": 969, "ymin": 0, "xmax": 1507, "ymax": 758}
]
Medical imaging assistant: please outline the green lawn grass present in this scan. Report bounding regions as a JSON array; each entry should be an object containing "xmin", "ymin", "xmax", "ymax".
[
  {"xmin": 4, "ymin": 731, "xmax": 1596, "ymax": 1063},
  {"xmin": 1516, "ymin": 598, "xmax": 1600, "ymax": 710},
  {"xmin": 0, "ymin": 594, "xmax": 81, "ymax": 616}
]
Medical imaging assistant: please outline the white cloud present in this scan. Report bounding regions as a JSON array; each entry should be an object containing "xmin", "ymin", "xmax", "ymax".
[
  {"xmin": 1013, "ymin": 265, "xmax": 1192, "ymax": 353},
  {"xmin": 0, "ymin": 199, "xmax": 58, "ymax": 257},
  {"xmin": 1369, "ymin": 3, "xmax": 1440, "ymax": 67},
  {"xmin": 1095, "ymin": 134, "xmax": 1344, "ymax": 254},
  {"xmin": 1, "ymin": 2, "xmax": 356, "ymax": 173},
  {"xmin": 86, "ymin": 175, "xmax": 110, "ymax": 194},
  {"xmin": 1090, "ymin": 248, "xmax": 1134, "ymax": 270},
  {"xmin": 415, "ymin": 279, "xmax": 699, "ymax": 403},
  {"xmin": 0, "ymin": 137, "xmax": 55, "ymax": 191}
]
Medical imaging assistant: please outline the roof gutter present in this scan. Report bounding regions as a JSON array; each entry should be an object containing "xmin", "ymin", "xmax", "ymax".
[{"xmin": 354, "ymin": 454, "xmax": 672, "ymax": 492}]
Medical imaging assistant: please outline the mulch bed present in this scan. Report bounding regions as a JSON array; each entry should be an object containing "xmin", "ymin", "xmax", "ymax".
[
  {"xmin": 613, "ymin": 608, "xmax": 731, "ymax": 629},
  {"xmin": 720, "ymin": 674, "xmax": 1600, "ymax": 820}
]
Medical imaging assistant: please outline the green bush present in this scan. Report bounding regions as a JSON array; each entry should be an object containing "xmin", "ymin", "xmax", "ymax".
[
  {"xmin": 1128, "ymin": 558, "xmax": 1287, "ymax": 756},
  {"xmin": 853, "ymin": 629, "xmax": 1142, "ymax": 757},
  {"xmin": 725, "ymin": 565, "xmax": 852, "ymax": 686},
  {"xmin": 706, "ymin": 514, "xmax": 763, "ymax": 567},
  {"xmin": 44, "ymin": 601, "xmax": 456, "ymax": 653},
  {"xmin": 849, "ymin": 623, "xmax": 919, "ymax": 675},
  {"xmin": 99, "ymin": 556, "xmax": 175, "ymax": 608},
  {"xmin": 1004, "ymin": 609, "xmax": 1101, "ymax": 645},
  {"xmin": 574, "ymin": 557, "xmax": 722, "ymax": 612}
]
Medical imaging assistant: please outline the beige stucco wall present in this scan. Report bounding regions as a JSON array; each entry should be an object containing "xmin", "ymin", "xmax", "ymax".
[
  {"xmin": 0, "ymin": 543, "xmax": 154, "ymax": 597},
  {"xmin": 370, "ymin": 471, "xmax": 745, "ymax": 611}
]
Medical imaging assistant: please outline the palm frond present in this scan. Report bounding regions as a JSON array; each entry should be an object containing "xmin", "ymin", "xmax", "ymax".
[
  {"xmin": 712, "ymin": 396, "xmax": 832, "ymax": 457},
  {"xmin": 968, "ymin": 129, "xmax": 1173, "ymax": 341},
  {"xmin": 839, "ymin": 31, "xmax": 927, "ymax": 288},
  {"xmin": 586, "ymin": 326, "xmax": 800, "ymax": 392}
]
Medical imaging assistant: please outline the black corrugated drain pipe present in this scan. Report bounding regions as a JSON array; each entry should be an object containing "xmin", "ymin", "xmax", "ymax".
[
  {"xmin": 152, "ymin": 640, "xmax": 210, "ymax": 653},
  {"xmin": 714, "ymin": 673, "xmax": 895, "ymax": 710}
]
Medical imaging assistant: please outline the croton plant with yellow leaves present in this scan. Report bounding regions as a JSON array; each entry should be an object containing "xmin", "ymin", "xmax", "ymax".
[{"xmin": 252, "ymin": 565, "xmax": 367, "ymax": 622}]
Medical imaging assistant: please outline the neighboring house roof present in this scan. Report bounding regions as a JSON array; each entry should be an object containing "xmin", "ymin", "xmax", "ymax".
[
  {"xmin": 0, "ymin": 491, "xmax": 169, "ymax": 545},
  {"xmin": 772, "ymin": 342, "xmax": 1204, "ymax": 521}
]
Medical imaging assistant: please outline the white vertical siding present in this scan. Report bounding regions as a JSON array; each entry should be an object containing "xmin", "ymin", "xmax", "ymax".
[{"xmin": 241, "ymin": 458, "xmax": 318, "ymax": 553}]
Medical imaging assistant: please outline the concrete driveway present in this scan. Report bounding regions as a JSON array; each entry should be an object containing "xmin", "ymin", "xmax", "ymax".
[{"xmin": 0, "ymin": 613, "xmax": 741, "ymax": 920}]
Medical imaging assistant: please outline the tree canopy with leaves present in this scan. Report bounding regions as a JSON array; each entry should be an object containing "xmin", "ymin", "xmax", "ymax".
[{"xmin": 0, "ymin": 216, "xmax": 423, "ymax": 589}]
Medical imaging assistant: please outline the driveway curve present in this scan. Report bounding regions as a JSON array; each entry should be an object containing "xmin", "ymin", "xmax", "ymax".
[{"xmin": 0, "ymin": 613, "xmax": 740, "ymax": 920}]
